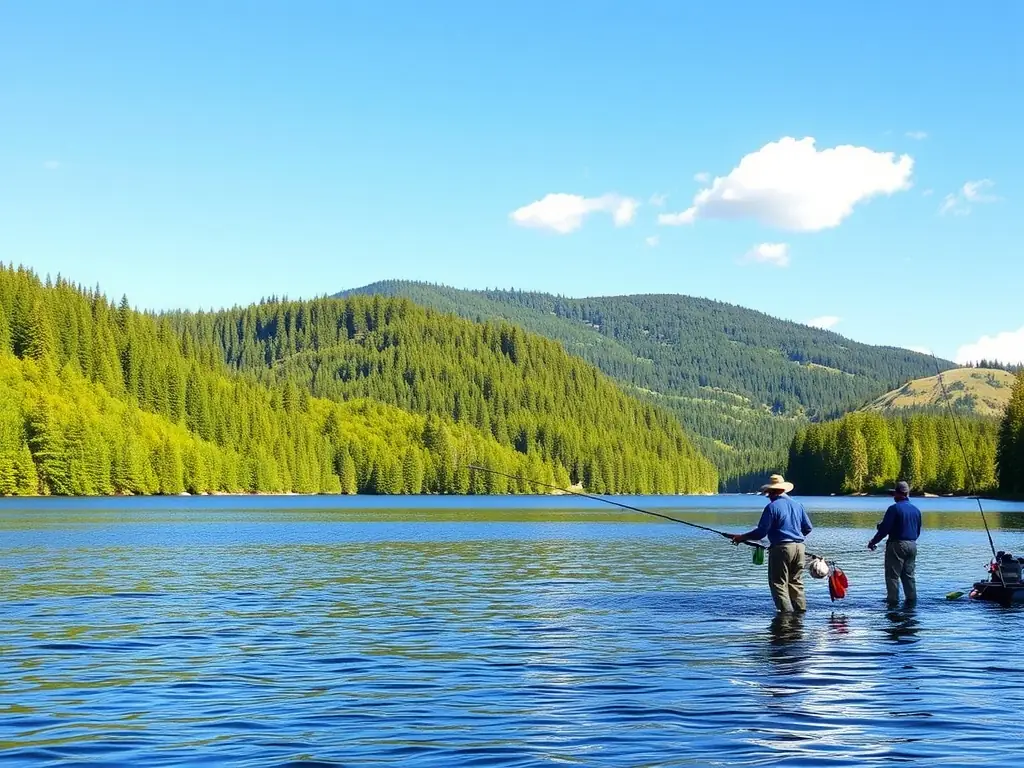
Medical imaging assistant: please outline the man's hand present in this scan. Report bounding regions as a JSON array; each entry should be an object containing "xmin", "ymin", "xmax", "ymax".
[
  {"xmin": 730, "ymin": 534, "xmax": 745, "ymax": 545},
  {"xmin": 867, "ymin": 540, "xmax": 877, "ymax": 551}
]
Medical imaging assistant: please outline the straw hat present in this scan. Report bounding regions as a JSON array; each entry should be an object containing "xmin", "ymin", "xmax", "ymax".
[{"xmin": 760, "ymin": 474, "xmax": 794, "ymax": 494}]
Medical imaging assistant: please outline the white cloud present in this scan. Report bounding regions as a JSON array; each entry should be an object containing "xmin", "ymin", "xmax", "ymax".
[
  {"xmin": 922, "ymin": 189, "xmax": 934, "ymax": 197},
  {"xmin": 908, "ymin": 345, "xmax": 932, "ymax": 355},
  {"xmin": 658, "ymin": 136, "xmax": 913, "ymax": 232},
  {"xmin": 611, "ymin": 197, "xmax": 639, "ymax": 226},
  {"xmin": 510, "ymin": 193, "xmax": 639, "ymax": 234},
  {"xmin": 645, "ymin": 235, "xmax": 659, "ymax": 247},
  {"xmin": 649, "ymin": 192, "xmax": 668, "ymax": 207},
  {"xmin": 962, "ymin": 179, "xmax": 997, "ymax": 203},
  {"xmin": 741, "ymin": 242, "xmax": 790, "ymax": 268},
  {"xmin": 658, "ymin": 208, "xmax": 696, "ymax": 226},
  {"xmin": 694, "ymin": 171, "xmax": 710, "ymax": 183},
  {"xmin": 808, "ymin": 315, "xmax": 841, "ymax": 330},
  {"xmin": 955, "ymin": 327, "xmax": 1024, "ymax": 365},
  {"xmin": 940, "ymin": 179, "xmax": 998, "ymax": 216},
  {"xmin": 43, "ymin": 160, "xmax": 61, "ymax": 170},
  {"xmin": 905, "ymin": 130, "xmax": 928, "ymax": 140}
]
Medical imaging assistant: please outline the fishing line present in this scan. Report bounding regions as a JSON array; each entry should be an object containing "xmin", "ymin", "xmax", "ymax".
[
  {"xmin": 467, "ymin": 464, "xmax": 746, "ymax": 543},
  {"xmin": 930, "ymin": 355, "xmax": 998, "ymax": 558},
  {"xmin": 466, "ymin": 464, "xmax": 865, "ymax": 563}
]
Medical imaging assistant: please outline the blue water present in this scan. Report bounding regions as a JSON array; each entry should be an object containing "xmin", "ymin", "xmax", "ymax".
[{"xmin": 2, "ymin": 495, "xmax": 1023, "ymax": 766}]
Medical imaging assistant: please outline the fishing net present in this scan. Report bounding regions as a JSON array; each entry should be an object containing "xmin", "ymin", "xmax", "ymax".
[{"xmin": 752, "ymin": 545, "xmax": 764, "ymax": 565}]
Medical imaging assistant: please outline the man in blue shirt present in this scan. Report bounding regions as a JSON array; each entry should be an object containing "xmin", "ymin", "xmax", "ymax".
[
  {"xmin": 868, "ymin": 480, "xmax": 921, "ymax": 605},
  {"xmin": 730, "ymin": 474, "xmax": 813, "ymax": 612}
]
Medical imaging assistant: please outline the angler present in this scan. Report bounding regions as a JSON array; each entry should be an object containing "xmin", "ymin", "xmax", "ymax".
[
  {"xmin": 729, "ymin": 474, "xmax": 813, "ymax": 613},
  {"xmin": 868, "ymin": 480, "xmax": 921, "ymax": 606}
]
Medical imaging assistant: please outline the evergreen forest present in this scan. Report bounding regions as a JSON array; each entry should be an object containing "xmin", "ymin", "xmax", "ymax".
[
  {"xmin": 340, "ymin": 281, "xmax": 950, "ymax": 487},
  {"xmin": 1, "ymin": 263, "xmax": 1018, "ymax": 499},
  {"xmin": 787, "ymin": 411, "xmax": 999, "ymax": 496},
  {"xmin": 997, "ymin": 371, "xmax": 1024, "ymax": 497},
  {"xmin": 0, "ymin": 264, "xmax": 716, "ymax": 496}
]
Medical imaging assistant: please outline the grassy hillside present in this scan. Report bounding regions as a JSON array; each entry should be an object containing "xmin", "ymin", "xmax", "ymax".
[
  {"xmin": 164, "ymin": 295, "xmax": 718, "ymax": 493},
  {"xmin": 864, "ymin": 368, "xmax": 1015, "ymax": 418},
  {"xmin": 338, "ymin": 281, "xmax": 951, "ymax": 488},
  {"xmin": 1, "ymin": 265, "xmax": 713, "ymax": 495}
]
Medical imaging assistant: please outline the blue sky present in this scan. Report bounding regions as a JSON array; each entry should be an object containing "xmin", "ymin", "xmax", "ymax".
[{"xmin": 1, "ymin": 2, "xmax": 1021, "ymax": 362}]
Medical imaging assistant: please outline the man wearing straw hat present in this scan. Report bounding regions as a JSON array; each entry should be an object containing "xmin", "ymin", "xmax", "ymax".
[{"xmin": 730, "ymin": 474, "xmax": 813, "ymax": 612}]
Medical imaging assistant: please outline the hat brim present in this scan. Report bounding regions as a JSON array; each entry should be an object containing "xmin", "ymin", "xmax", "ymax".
[{"xmin": 761, "ymin": 482, "xmax": 794, "ymax": 493}]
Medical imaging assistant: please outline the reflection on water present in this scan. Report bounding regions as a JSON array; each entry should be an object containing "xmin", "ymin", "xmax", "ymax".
[
  {"xmin": 884, "ymin": 607, "xmax": 922, "ymax": 644},
  {"xmin": 0, "ymin": 499, "xmax": 1022, "ymax": 766}
]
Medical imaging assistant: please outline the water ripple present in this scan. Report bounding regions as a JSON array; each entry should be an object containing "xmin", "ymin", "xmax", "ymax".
[{"xmin": 1, "ymin": 503, "xmax": 1023, "ymax": 766}]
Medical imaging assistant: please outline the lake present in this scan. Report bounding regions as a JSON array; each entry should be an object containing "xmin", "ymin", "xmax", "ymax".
[{"xmin": 2, "ymin": 494, "xmax": 1023, "ymax": 766}]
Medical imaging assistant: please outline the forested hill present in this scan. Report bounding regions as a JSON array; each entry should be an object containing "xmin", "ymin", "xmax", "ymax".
[
  {"xmin": 164, "ymin": 295, "xmax": 718, "ymax": 494},
  {"xmin": 0, "ymin": 265, "xmax": 715, "ymax": 495},
  {"xmin": 786, "ymin": 372, "xmax": 1023, "ymax": 498},
  {"xmin": 339, "ymin": 281, "xmax": 951, "ymax": 487}
]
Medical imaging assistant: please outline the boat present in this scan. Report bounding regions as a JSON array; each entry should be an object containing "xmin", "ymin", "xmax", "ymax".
[{"xmin": 970, "ymin": 552, "xmax": 1024, "ymax": 607}]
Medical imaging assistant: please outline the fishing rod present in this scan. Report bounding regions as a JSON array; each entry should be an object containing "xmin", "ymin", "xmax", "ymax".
[
  {"xmin": 466, "ymin": 464, "xmax": 860, "ymax": 563},
  {"xmin": 930, "ymin": 355, "xmax": 998, "ymax": 559}
]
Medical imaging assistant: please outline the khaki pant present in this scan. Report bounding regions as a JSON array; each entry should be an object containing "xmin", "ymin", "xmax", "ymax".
[
  {"xmin": 768, "ymin": 542, "xmax": 806, "ymax": 612},
  {"xmin": 885, "ymin": 539, "xmax": 917, "ymax": 605}
]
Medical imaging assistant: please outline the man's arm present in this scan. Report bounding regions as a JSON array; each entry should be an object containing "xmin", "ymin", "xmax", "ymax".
[
  {"xmin": 868, "ymin": 504, "xmax": 896, "ymax": 549},
  {"xmin": 801, "ymin": 507, "xmax": 813, "ymax": 536},
  {"xmin": 731, "ymin": 506, "xmax": 772, "ymax": 544}
]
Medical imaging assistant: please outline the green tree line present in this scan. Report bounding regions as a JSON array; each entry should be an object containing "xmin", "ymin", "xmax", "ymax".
[
  {"xmin": 787, "ymin": 410, "xmax": 999, "ymax": 496},
  {"xmin": 997, "ymin": 371, "xmax": 1024, "ymax": 496},
  {"xmin": 0, "ymin": 264, "xmax": 717, "ymax": 495}
]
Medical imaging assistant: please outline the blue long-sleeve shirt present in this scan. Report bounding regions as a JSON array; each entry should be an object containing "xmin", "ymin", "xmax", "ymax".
[
  {"xmin": 752, "ymin": 494, "xmax": 813, "ymax": 545},
  {"xmin": 870, "ymin": 499, "xmax": 922, "ymax": 545}
]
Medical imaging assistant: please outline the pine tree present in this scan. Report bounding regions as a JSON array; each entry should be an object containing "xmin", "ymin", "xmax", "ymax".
[
  {"xmin": 338, "ymin": 448, "xmax": 358, "ymax": 494},
  {"xmin": 900, "ymin": 436, "xmax": 923, "ymax": 490},
  {"xmin": 26, "ymin": 401, "xmax": 66, "ymax": 495},
  {"xmin": 157, "ymin": 439, "xmax": 185, "ymax": 495},
  {"xmin": 14, "ymin": 441, "xmax": 38, "ymax": 494},
  {"xmin": 0, "ymin": 304, "xmax": 11, "ymax": 354},
  {"xmin": 838, "ymin": 420, "xmax": 868, "ymax": 492},
  {"xmin": 0, "ymin": 449, "xmax": 15, "ymax": 494},
  {"xmin": 26, "ymin": 298, "xmax": 57, "ymax": 366},
  {"xmin": 64, "ymin": 416, "xmax": 96, "ymax": 495},
  {"xmin": 402, "ymin": 447, "xmax": 424, "ymax": 495}
]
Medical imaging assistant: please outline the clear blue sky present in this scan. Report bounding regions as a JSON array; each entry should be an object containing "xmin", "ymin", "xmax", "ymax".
[{"xmin": 2, "ymin": 1, "xmax": 1021, "ymax": 362}]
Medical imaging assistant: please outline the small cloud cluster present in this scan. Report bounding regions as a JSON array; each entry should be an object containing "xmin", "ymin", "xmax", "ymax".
[
  {"xmin": 955, "ymin": 327, "xmax": 1024, "ymax": 366},
  {"xmin": 939, "ymin": 179, "xmax": 998, "ymax": 216},
  {"xmin": 645, "ymin": 235, "xmax": 660, "ymax": 248},
  {"xmin": 807, "ymin": 315, "xmax": 841, "ymax": 330},
  {"xmin": 905, "ymin": 130, "xmax": 928, "ymax": 140},
  {"xmin": 659, "ymin": 137, "xmax": 914, "ymax": 232},
  {"xmin": 741, "ymin": 242, "xmax": 790, "ymax": 268},
  {"xmin": 510, "ymin": 193, "xmax": 638, "ymax": 234}
]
